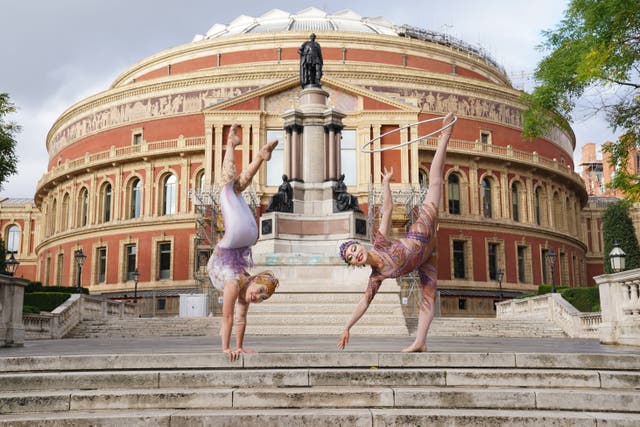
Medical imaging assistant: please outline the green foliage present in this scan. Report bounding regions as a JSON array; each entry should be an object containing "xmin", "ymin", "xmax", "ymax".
[
  {"xmin": 0, "ymin": 93, "xmax": 20, "ymax": 191},
  {"xmin": 25, "ymin": 281, "xmax": 88, "ymax": 294},
  {"xmin": 538, "ymin": 285, "xmax": 601, "ymax": 312},
  {"xmin": 537, "ymin": 285, "xmax": 569, "ymax": 295},
  {"xmin": 601, "ymin": 200, "xmax": 640, "ymax": 272},
  {"xmin": 22, "ymin": 305, "xmax": 40, "ymax": 314},
  {"xmin": 23, "ymin": 292, "xmax": 71, "ymax": 312},
  {"xmin": 522, "ymin": 0, "xmax": 640, "ymax": 197},
  {"xmin": 561, "ymin": 287, "xmax": 601, "ymax": 312}
]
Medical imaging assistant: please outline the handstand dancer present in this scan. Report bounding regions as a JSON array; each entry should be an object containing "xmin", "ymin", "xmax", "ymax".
[
  {"xmin": 337, "ymin": 113, "xmax": 455, "ymax": 353},
  {"xmin": 207, "ymin": 124, "xmax": 279, "ymax": 361}
]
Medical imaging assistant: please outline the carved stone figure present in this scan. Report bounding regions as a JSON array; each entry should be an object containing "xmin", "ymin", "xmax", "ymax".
[
  {"xmin": 298, "ymin": 33, "xmax": 323, "ymax": 88},
  {"xmin": 266, "ymin": 175, "xmax": 294, "ymax": 213},
  {"xmin": 333, "ymin": 174, "xmax": 362, "ymax": 213}
]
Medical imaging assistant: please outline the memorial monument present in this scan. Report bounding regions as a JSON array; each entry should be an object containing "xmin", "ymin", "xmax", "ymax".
[{"xmin": 254, "ymin": 34, "xmax": 368, "ymax": 258}]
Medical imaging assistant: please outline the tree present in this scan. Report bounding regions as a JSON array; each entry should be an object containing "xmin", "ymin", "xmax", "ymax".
[
  {"xmin": 0, "ymin": 93, "xmax": 20, "ymax": 191},
  {"xmin": 601, "ymin": 200, "xmax": 640, "ymax": 273},
  {"xmin": 522, "ymin": 0, "xmax": 639, "ymax": 198}
]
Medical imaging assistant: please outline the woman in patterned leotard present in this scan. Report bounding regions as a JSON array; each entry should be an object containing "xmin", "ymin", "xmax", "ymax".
[
  {"xmin": 207, "ymin": 124, "xmax": 279, "ymax": 361},
  {"xmin": 338, "ymin": 113, "xmax": 454, "ymax": 353}
]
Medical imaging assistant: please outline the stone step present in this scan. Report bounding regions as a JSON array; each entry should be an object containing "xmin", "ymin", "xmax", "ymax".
[
  {"xmin": 2, "ymin": 352, "xmax": 639, "ymax": 373},
  {"xmin": 245, "ymin": 325, "xmax": 409, "ymax": 335},
  {"xmin": 1, "ymin": 368, "xmax": 637, "ymax": 391},
  {"xmin": 249, "ymin": 303, "xmax": 402, "ymax": 314},
  {"xmin": 2, "ymin": 408, "xmax": 638, "ymax": 427},
  {"xmin": 1, "ymin": 386, "xmax": 639, "ymax": 414}
]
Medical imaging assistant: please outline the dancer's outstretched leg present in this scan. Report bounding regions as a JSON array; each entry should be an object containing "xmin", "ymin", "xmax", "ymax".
[
  {"xmin": 221, "ymin": 124, "xmax": 278, "ymax": 193},
  {"xmin": 402, "ymin": 113, "xmax": 454, "ymax": 353}
]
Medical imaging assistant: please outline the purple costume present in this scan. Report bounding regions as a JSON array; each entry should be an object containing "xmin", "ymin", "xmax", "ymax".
[
  {"xmin": 365, "ymin": 202, "xmax": 438, "ymax": 302},
  {"xmin": 207, "ymin": 182, "xmax": 258, "ymax": 289}
]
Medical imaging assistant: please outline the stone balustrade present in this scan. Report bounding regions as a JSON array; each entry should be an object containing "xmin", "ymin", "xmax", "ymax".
[
  {"xmin": 0, "ymin": 275, "xmax": 29, "ymax": 347},
  {"xmin": 595, "ymin": 269, "xmax": 640, "ymax": 346},
  {"xmin": 24, "ymin": 294, "xmax": 136, "ymax": 340},
  {"xmin": 496, "ymin": 293, "xmax": 601, "ymax": 339}
]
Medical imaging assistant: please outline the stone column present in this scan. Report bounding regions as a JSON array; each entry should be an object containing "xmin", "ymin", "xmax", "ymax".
[
  {"xmin": 0, "ymin": 275, "xmax": 29, "ymax": 347},
  {"xmin": 284, "ymin": 129, "xmax": 291, "ymax": 178}
]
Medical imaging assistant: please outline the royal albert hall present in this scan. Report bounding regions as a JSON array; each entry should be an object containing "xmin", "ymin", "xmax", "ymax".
[{"xmin": 29, "ymin": 8, "xmax": 595, "ymax": 316}]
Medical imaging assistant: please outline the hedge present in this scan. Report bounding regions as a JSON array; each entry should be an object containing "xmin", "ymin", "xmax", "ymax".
[
  {"xmin": 25, "ymin": 281, "xmax": 88, "ymax": 294},
  {"xmin": 22, "ymin": 305, "xmax": 40, "ymax": 314},
  {"xmin": 23, "ymin": 292, "xmax": 71, "ymax": 313},
  {"xmin": 537, "ymin": 285, "xmax": 600, "ymax": 312}
]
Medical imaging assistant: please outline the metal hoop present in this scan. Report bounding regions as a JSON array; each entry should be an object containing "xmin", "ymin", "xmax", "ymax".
[{"xmin": 360, "ymin": 115, "xmax": 457, "ymax": 153}]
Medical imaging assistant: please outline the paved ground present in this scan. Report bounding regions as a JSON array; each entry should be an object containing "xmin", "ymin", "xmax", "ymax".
[{"xmin": 1, "ymin": 335, "xmax": 639, "ymax": 356}]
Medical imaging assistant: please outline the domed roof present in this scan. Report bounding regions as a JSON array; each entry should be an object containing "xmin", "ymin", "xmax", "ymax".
[
  {"xmin": 192, "ymin": 8, "xmax": 397, "ymax": 41},
  {"xmin": 192, "ymin": 7, "xmax": 506, "ymax": 75}
]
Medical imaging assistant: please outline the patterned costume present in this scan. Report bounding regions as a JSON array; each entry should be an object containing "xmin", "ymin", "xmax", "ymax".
[
  {"xmin": 365, "ymin": 202, "xmax": 438, "ymax": 302},
  {"xmin": 207, "ymin": 147, "xmax": 258, "ymax": 290}
]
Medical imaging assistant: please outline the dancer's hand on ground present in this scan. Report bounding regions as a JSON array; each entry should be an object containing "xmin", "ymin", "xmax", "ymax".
[
  {"xmin": 223, "ymin": 348, "xmax": 241, "ymax": 361},
  {"xmin": 337, "ymin": 329, "xmax": 350, "ymax": 350},
  {"xmin": 381, "ymin": 166, "xmax": 393, "ymax": 184},
  {"xmin": 440, "ymin": 112, "xmax": 454, "ymax": 139},
  {"xmin": 236, "ymin": 348, "xmax": 257, "ymax": 354},
  {"xmin": 227, "ymin": 124, "xmax": 242, "ymax": 148},
  {"xmin": 259, "ymin": 139, "xmax": 279, "ymax": 161}
]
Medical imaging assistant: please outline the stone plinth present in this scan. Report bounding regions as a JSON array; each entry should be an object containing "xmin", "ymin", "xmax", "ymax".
[
  {"xmin": 594, "ymin": 269, "xmax": 640, "ymax": 346},
  {"xmin": 0, "ymin": 274, "xmax": 29, "ymax": 347},
  {"xmin": 255, "ymin": 210, "xmax": 368, "ymax": 257}
]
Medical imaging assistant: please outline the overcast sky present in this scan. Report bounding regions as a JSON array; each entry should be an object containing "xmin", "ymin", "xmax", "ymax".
[{"xmin": 0, "ymin": 0, "xmax": 619, "ymax": 198}]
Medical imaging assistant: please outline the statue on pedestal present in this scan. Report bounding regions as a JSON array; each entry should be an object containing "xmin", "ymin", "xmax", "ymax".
[
  {"xmin": 334, "ymin": 174, "xmax": 361, "ymax": 213},
  {"xmin": 266, "ymin": 175, "xmax": 294, "ymax": 213},
  {"xmin": 298, "ymin": 33, "xmax": 323, "ymax": 88}
]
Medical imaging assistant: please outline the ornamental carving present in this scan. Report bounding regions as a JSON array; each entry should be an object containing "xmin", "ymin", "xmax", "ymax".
[{"xmin": 49, "ymin": 86, "xmax": 258, "ymax": 155}]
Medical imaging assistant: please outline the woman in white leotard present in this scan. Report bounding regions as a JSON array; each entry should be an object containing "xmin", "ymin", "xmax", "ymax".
[{"xmin": 207, "ymin": 124, "xmax": 279, "ymax": 361}]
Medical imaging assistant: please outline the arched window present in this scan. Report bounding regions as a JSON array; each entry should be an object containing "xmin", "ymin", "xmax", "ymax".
[
  {"xmin": 511, "ymin": 182, "xmax": 520, "ymax": 222},
  {"xmin": 78, "ymin": 188, "xmax": 89, "ymax": 227},
  {"xmin": 448, "ymin": 174, "xmax": 461, "ymax": 215},
  {"xmin": 6, "ymin": 225, "xmax": 20, "ymax": 253},
  {"xmin": 553, "ymin": 192, "xmax": 563, "ymax": 229},
  {"xmin": 162, "ymin": 174, "xmax": 177, "ymax": 215},
  {"xmin": 196, "ymin": 171, "xmax": 205, "ymax": 193},
  {"xmin": 100, "ymin": 183, "xmax": 112, "ymax": 223},
  {"xmin": 61, "ymin": 193, "xmax": 70, "ymax": 231},
  {"xmin": 482, "ymin": 177, "xmax": 492, "ymax": 218},
  {"xmin": 129, "ymin": 178, "xmax": 142, "ymax": 219},
  {"xmin": 50, "ymin": 199, "xmax": 57, "ymax": 235},
  {"xmin": 419, "ymin": 169, "xmax": 428, "ymax": 189},
  {"xmin": 535, "ymin": 187, "xmax": 542, "ymax": 226}
]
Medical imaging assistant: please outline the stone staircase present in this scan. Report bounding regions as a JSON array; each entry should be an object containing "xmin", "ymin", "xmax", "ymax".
[
  {"xmin": 1, "ymin": 351, "xmax": 638, "ymax": 425},
  {"xmin": 65, "ymin": 317, "xmax": 221, "ymax": 339},
  {"xmin": 65, "ymin": 315, "xmax": 566, "ymax": 339}
]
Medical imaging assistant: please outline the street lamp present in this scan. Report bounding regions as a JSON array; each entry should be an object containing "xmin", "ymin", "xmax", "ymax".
[
  {"xmin": 74, "ymin": 248, "xmax": 87, "ymax": 293},
  {"xmin": 546, "ymin": 248, "xmax": 557, "ymax": 293},
  {"xmin": 609, "ymin": 241, "xmax": 626, "ymax": 273},
  {"xmin": 4, "ymin": 252, "xmax": 19, "ymax": 276},
  {"xmin": 496, "ymin": 268, "xmax": 504, "ymax": 300},
  {"xmin": 132, "ymin": 268, "xmax": 140, "ymax": 303}
]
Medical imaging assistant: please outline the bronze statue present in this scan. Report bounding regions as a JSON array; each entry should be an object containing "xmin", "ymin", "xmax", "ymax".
[
  {"xmin": 333, "ymin": 174, "xmax": 361, "ymax": 213},
  {"xmin": 266, "ymin": 175, "xmax": 294, "ymax": 213},
  {"xmin": 298, "ymin": 33, "xmax": 323, "ymax": 88}
]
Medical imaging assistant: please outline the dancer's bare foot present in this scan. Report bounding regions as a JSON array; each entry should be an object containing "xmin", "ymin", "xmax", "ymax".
[
  {"xmin": 228, "ymin": 124, "xmax": 241, "ymax": 148},
  {"xmin": 440, "ymin": 112, "xmax": 454, "ymax": 139},
  {"xmin": 259, "ymin": 139, "xmax": 279, "ymax": 161},
  {"xmin": 401, "ymin": 343, "xmax": 426, "ymax": 353}
]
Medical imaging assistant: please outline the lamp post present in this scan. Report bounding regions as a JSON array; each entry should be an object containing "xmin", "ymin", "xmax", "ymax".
[
  {"xmin": 4, "ymin": 252, "xmax": 19, "ymax": 276},
  {"xmin": 546, "ymin": 248, "xmax": 557, "ymax": 293},
  {"xmin": 74, "ymin": 248, "xmax": 87, "ymax": 293},
  {"xmin": 496, "ymin": 268, "xmax": 504, "ymax": 300},
  {"xmin": 132, "ymin": 269, "xmax": 140, "ymax": 303},
  {"xmin": 609, "ymin": 241, "xmax": 626, "ymax": 273}
]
